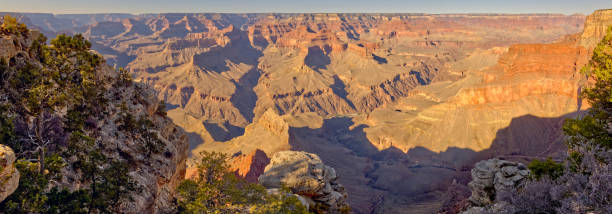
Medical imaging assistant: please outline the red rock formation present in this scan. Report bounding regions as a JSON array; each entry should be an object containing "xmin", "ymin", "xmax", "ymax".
[
  {"xmin": 229, "ymin": 149, "xmax": 270, "ymax": 183},
  {"xmin": 580, "ymin": 9, "xmax": 612, "ymax": 48},
  {"xmin": 455, "ymin": 42, "xmax": 589, "ymax": 106},
  {"xmin": 497, "ymin": 44, "xmax": 589, "ymax": 76}
]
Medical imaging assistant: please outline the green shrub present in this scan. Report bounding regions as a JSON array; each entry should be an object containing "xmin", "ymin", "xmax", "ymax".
[
  {"xmin": 528, "ymin": 158, "xmax": 564, "ymax": 180},
  {"xmin": 176, "ymin": 151, "xmax": 310, "ymax": 214},
  {"xmin": 1, "ymin": 15, "xmax": 28, "ymax": 36}
]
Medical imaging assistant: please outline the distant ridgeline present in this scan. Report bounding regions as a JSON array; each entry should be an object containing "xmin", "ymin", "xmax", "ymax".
[
  {"xmin": 0, "ymin": 15, "xmax": 330, "ymax": 214},
  {"xmin": 2, "ymin": 9, "xmax": 611, "ymax": 213}
]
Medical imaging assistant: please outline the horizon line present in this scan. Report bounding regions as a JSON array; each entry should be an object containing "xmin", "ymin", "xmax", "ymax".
[{"xmin": 3, "ymin": 11, "xmax": 600, "ymax": 16}]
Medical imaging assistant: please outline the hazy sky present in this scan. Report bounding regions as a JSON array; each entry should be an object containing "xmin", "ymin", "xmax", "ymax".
[{"xmin": 0, "ymin": 0, "xmax": 609, "ymax": 15}]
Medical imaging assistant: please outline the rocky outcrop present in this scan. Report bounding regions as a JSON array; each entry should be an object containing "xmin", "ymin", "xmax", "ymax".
[
  {"xmin": 229, "ymin": 149, "xmax": 270, "ymax": 183},
  {"xmin": 84, "ymin": 68, "xmax": 188, "ymax": 214},
  {"xmin": 467, "ymin": 159, "xmax": 530, "ymax": 207},
  {"xmin": 0, "ymin": 145, "xmax": 19, "ymax": 203},
  {"xmin": 259, "ymin": 151, "xmax": 349, "ymax": 213},
  {"xmin": 193, "ymin": 109, "xmax": 291, "ymax": 158},
  {"xmin": 580, "ymin": 9, "xmax": 612, "ymax": 49},
  {"xmin": 12, "ymin": 12, "xmax": 594, "ymax": 213},
  {"xmin": 0, "ymin": 27, "xmax": 188, "ymax": 213}
]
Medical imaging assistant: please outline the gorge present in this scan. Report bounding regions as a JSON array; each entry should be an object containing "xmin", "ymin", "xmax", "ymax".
[{"xmin": 3, "ymin": 9, "xmax": 612, "ymax": 213}]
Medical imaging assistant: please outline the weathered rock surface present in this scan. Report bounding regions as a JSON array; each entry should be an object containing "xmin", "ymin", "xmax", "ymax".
[
  {"xmin": 12, "ymin": 11, "xmax": 611, "ymax": 213},
  {"xmin": 259, "ymin": 151, "xmax": 349, "ymax": 213},
  {"xmin": 229, "ymin": 149, "xmax": 270, "ymax": 183},
  {"xmin": 96, "ymin": 85, "xmax": 189, "ymax": 213},
  {"xmin": 467, "ymin": 159, "xmax": 530, "ymax": 207},
  {"xmin": 0, "ymin": 145, "xmax": 19, "ymax": 203},
  {"xmin": 193, "ymin": 109, "xmax": 290, "ymax": 159},
  {"xmin": 580, "ymin": 9, "xmax": 612, "ymax": 49},
  {"xmin": 0, "ymin": 28, "xmax": 189, "ymax": 213}
]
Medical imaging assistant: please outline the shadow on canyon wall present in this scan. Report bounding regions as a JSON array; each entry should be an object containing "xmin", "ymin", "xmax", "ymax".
[
  {"xmin": 204, "ymin": 121, "xmax": 245, "ymax": 142},
  {"xmin": 285, "ymin": 111, "xmax": 583, "ymax": 213}
]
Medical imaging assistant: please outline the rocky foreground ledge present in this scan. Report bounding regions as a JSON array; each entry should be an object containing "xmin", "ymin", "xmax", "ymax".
[
  {"xmin": 462, "ymin": 159, "xmax": 530, "ymax": 214},
  {"xmin": 259, "ymin": 151, "xmax": 350, "ymax": 213}
]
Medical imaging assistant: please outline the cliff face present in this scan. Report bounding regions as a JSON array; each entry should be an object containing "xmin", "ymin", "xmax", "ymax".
[
  {"xmin": 0, "ymin": 28, "xmax": 188, "ymax": 213},
  {"xmin": 12, "ymin": 12, "xmax": 607, "ymax": 213},
  {"xmin": 94, "ymin": 79, "xmax": 189, "ymax": 213},
  {"xmin": 14, "ymin": 13, "xmax": 584, "ymax": 129},
  {"xmin": 580, "ymin": 9, "xmax": 612, "ymax": 49},
  {"xmin": 229, "ymin": 149, "xmax": 270, "ymax": 183}
]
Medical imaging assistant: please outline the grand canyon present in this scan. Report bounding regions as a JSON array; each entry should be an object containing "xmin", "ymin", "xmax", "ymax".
[{"xmin": 1, "ymin": 6, "xmax": 611, "ymax": 214}]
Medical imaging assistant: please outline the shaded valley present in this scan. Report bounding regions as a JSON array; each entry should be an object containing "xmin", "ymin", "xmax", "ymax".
[{"xmin": 7, "ymin": 9, "xmax": 612, "ymax": 213}]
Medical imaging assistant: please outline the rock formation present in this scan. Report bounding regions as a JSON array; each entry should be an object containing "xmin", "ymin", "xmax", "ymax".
[
  {"xmin": 0, "ymin": 145, "xmax": 19, "ymax": 203},
  {"xmin": 229, "ymin": 149, "xmax": 270, "ymax": 183},
  {"xmin": 9, "ymin": 11, "xmax": 611, "ymax": 213},
  {"xmin": 0, "ymin": 25, "xmax": 188, "ymax": 213},
  {"xmin": 95, "ymin": 81, "xmax": 189, "ymax": 213},
  {"xmin": 259, "ymin": 151, "xmax": 349, "ymax": 213},
  {"xmin": 580, "ymin": 9, "xmax": 612, "ymax": 49},
  {"xmin": 192, "ymin": 109, "xmax": 290, "ymax": 160},
  {"xmin": 466, "ymin": 159, "xmax": 530, "ymax": 207}
]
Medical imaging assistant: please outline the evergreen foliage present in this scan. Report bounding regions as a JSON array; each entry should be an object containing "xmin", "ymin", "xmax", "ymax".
[
  {"xmin": 498, "ymin": 25, "xmax": 612, "ymax": 214},
  {"xmin": 0, "ymin": 16, "xmax": 137, "ymax": 213},
  {"xmin": 528, "ymin": 158, "xmax": 564, "ymax": 180},
  {"xmin": 176, "ymin": 151, "xmax": 310, "ymax": 214},
  {"xmin": 0, "ymin": 15, "xmax": 28, "ymax": 36}
]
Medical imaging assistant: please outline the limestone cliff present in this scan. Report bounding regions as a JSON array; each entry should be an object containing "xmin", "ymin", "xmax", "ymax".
[
  {"xmin": 11, "ymin": 12, "xmax": 603, "ymax": 213},
  {"xmin": 580, "ymin": 9, "xmax": 612, "ymax": 49}
]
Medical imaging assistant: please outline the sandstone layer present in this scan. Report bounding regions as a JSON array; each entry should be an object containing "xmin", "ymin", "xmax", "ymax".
[{"xmin": 12, "ymin": 11, "xmax": 612, "ymax": 213}]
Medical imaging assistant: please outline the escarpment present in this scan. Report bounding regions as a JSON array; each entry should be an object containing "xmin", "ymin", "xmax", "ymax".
[
  {"xmin": 580, "ymin": 9, "xmax": 612, "ymax": 48},
  {"xmin": 14, "ymin": 13, "xmax": 583, "ymax": 129},
  {"xmin": 11, "ymin": 11, "xmax": 608, "ymax": 213}
]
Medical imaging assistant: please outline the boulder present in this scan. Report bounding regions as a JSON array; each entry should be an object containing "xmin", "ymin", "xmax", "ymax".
[
  {"xmin": 0, "ymin": 144, "xmax": 19, "ymax": 203},
  {"xmin": 467, "ymin": 159, "xmax": 530, "ymax": 206},
  {"xmin": 259, "ymin": 151, "xmax": 349, "ymax": 213}
]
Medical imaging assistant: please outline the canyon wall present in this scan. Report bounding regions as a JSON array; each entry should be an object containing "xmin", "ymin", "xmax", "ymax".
[{"xmin": 12, "ymin": 11, "xmax": 612, "ymax": 213}]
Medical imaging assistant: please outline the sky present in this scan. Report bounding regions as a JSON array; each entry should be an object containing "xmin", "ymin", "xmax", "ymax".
[{"xmin": 0, "ymin": 0, "xmax": 609, "ymax": 15}]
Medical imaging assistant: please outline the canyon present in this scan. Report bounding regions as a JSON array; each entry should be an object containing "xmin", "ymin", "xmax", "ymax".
[{"xmin": 5, "ymin": 9, "xmax": 612, "ymax": 213}]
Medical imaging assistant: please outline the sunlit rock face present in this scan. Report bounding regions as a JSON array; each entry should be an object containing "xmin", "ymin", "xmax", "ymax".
[
  {"xmin": 229, "ymin": 149, "xmax": 270, "ymax": 183},
  {"xmin": 259, "ymin": 151, "xmax": 349, "ymax": 213},
  {"xmin": 580, "ymin": 9, "xmax": 612, "ymax": 49},
  {"xmin": 13, "ymin": 11, "xmax": 612, "ymax": 213},
  {"xmin": 0, "ymin": 145, "xmax": 19, "ymax": 203}
]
